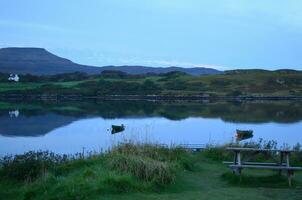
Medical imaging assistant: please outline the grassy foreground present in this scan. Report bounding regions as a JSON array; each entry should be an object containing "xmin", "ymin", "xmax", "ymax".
[{"xmin": 0, "ymin": 143, "xmax": 302, "ymax": 200}]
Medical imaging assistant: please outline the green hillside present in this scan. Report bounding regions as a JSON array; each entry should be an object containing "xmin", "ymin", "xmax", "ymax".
[{"xmin": 1, "ymin": 70, "xmax": 302, "ymax": 97}]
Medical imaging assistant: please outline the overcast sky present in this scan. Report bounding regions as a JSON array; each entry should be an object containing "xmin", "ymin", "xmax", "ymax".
[{"xmin": 0, "ymin": 0, "xmax": 301, "ymax": 70}]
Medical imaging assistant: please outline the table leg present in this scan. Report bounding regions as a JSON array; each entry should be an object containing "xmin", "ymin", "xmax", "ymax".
[
  {"xmin": 287, "ymin": 170, "xmax": 293, "ymax": 187},
  {"xmin": 286, "ymin": 153, "xmax": 293, "ymax": 187},
  {"xmin": 232, "ymin": 151, "xmax": 239, "ymax": 175},
  {"xmin": 239, "ymin": 168, "xmax": 242, "ymax": 183},
  {"xmin": 237, "ymin": 152, "xmax": 241, "ymax": 165},
  {"xmin": 234, "ymin": 151, "xmax": 238, "ymax": 165},
  {"xmin": 285, "ymin": 152, "xmax": 290, "ymax": 167},
  {"xmin": 279, "ymin": 152, "xmax": 283, "ymax": 175}
]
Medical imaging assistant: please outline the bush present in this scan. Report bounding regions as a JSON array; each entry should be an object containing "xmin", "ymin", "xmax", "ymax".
[
  {"xmin": 0, "ymin": 151, "xmax": 67, "ymax": 181},
  {"xmin": 164, "ymin": 80, "xmax": 187, "ymax": 90},
  {"xmin": 291, "ymin": 143, "xmax": 302, "ymax": 166},
  {"xmin": 202, "ymin": 146, "xmax": 231, "ymax": 161},
  {"xmin": 108, "ymin": 153, "xmax": 175, "ymax": 185},
  {"xmin": 103, "ymin": 173, "xmax": 137, "ymax": 193},
  {"xmin": 0, "ymin": 144, "xmax": 195, "ymax": 186},
  {"xmin": 106, "ymin": 143, "xmax": 197, "ymax": 185},
  {"xmin": 210, "ymin": 79, "xmax": 231, "ymax": 86},
  {"xmin": 111, "ymin": 143, "xmax": 189, "ymax": 162},
  {"xmin": 178, "ymin": 156, "xmax": 195, "ymax": 171}
]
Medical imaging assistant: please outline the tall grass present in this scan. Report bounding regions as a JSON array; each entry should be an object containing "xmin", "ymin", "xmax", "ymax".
[
  {"xmin": 106, "ymin": 143, "xmax": 196, "ymax": 185},
  {"xmin": 0, "ymin": 143, "xmax": 195, "ymax": 189},
  {"xmin": 108, "ymin": 152, "xmax": 175, "ymax": 185},
  {"xmin": 0, "ymin": 141, "xmax": 301, "ymax": 199}
]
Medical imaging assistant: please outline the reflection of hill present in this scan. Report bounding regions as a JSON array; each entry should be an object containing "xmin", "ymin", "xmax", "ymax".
[
  {"xmin": 61, "ymin": 100, "xmax": 301, "ymax": 123},
  {"xmin": 0, "ymin": 100, "xmax": 301, "ymax": 137},
  {"xmin": 0, "ymin": 114, "xmax": 79, "ymax": 137},
  {"xmin": 200, "ymin": 102, "xmax": 302, "ymax": 123}
]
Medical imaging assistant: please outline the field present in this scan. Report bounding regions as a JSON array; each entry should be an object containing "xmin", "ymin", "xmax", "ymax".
[
  {"xmin": 1, "ymin": 70, "xmax": 302, "ymax": 97},
  {"xmin": 1, "ymin": 143, "xmax": 302, "ymax": 200}
]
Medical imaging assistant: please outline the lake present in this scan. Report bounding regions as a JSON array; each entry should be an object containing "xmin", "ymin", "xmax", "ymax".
[{"xmin": 0, "ymin": 100, "xmax": 302, "ymax": 156}]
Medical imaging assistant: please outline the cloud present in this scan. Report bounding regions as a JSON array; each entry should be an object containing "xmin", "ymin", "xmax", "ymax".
[
  {"xmin": 50, "ymin": 47, "xmax": 228, "ymax": 70},
  {"xmin": 116, "ymin": 57, "xmax": 228, "ymax": 70},
  {"xmin": 110, "ymin": 57, "xmax": 229, "ymax": 70},
  {"xmin": 0, "ymin": 19, "xmax": 77, "ymax": 34}
]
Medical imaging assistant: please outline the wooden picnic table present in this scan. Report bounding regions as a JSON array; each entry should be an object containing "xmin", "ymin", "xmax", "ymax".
[{"xmin": 224, "ymin": 147, "xmax": 302, "ymax": 186}]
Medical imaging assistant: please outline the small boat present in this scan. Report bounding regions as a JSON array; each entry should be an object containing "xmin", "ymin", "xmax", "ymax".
[
  {"xmin": 236, "ymin": 129, "xmax": 253, "ymax": 141},
  {"xmin": 111, "ymin": 124, "xmax": 125, "ymax": 134}
]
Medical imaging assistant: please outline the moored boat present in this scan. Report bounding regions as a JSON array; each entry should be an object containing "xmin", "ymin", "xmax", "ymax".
[
  {"xmin": 236, "ymin": 129, "xmax": 253, "ymax": 141},
  {"xmin": 111, "ymin": 124, "xmax": 125, "ymax": 134}
]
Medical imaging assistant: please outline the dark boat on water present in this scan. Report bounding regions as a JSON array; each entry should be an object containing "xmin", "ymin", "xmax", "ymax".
[
  {"xmin": 236, "ymin": 129, "xmax": 253, "ymax": 141},
  {"xmin": 111, "ymin": 124, "xmax": 125, "ymax": 134}
]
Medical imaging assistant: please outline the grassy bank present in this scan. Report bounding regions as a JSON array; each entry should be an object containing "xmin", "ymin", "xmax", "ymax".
[{"xmin": 1, "ymin": 143, "xmax": 302, "ymax": 200}]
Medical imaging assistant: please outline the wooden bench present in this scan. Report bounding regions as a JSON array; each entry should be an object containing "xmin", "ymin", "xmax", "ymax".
[{"xmin": 224, "ymin": 147, "xmax": 302, "ymax": 186}]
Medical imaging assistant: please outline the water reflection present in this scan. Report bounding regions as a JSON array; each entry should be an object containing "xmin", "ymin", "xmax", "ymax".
[
  {"xmin": 1, "ymin": 100, "xmax": 302, "ymax": 137},
  {"xmin": 9, "ymin": 110, "xmax": 19, "ymax": 118},
  {"xmin": 0, "ymin": 100, "xmax": 302, "ymax": 155},
  {"xmin": 0, "ymin": 112, "xmax": 79, "ymax": 137}
]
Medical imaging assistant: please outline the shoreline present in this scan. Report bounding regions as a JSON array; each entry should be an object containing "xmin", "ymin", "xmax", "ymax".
[{"xmin": 0, "ymin": 94, "xmax": 302, "ymax": 101}]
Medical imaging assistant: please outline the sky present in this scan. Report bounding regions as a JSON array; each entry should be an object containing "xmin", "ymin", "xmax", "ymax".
[{"xmin": 0, "ymin": 0, "xmax": 301, "ymax": 70}]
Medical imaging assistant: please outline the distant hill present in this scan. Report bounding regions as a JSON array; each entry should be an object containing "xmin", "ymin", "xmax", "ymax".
[
  {"xmin": 0, "ymin": 47, "xmax": 103, "ymax": 75},
  {"xmin": 100, "ymin": 65, "xmax": 222, "ymax": 76},
  {"xmin": 0, "ymin": 47, "xmax": 222, "ymax": 76}
]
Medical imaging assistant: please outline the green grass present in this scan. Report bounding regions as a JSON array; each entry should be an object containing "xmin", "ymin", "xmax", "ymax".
[
  {"xmin": 1, "ymin": 70, "xmax": 302, "ymax": 96},
  {"xmin": 0, "ymin": 82, "xmax": 43, "ymax": 92},
  {"xmin": 1, "ymin": 144, "xmax": 302, "ymax": 200},
  {"xmin": 0, "ymin": 80, "xmax": 89, "ymax": 93}
]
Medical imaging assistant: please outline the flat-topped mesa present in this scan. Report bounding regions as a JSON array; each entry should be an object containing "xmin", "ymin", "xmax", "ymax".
[
  {"xmin": 0, "ymin": 47, "xmax": 223, "ymax": 76},
  {"xmin": 0, "ymin": 47, "xmax": 103, "ymax": 75},
  {"xmin": 0, "ymin": 47, "xmax": 73, "ymax": 63}
]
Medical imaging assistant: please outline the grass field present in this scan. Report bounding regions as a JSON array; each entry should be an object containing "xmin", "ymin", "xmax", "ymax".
[
  {"xmin": 1, "ymin": 70, "xmax": 302, "ymax": 96},
  {"xmin": 0, "ymin": 81, "xmax": 87, "ymax": 92},
  {"xmin": 1, "ymin": 144, "xmax": 301, "ymax": 200}
]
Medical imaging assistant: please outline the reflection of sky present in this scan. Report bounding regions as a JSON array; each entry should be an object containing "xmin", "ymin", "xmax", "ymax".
[{"xmin": 1, "ymin": 117, "xmax": 302, "ymax": 156}]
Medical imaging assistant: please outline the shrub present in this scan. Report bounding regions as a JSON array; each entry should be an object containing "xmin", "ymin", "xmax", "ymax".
[
  {"xmin": 291, "ymin": 143, "xmax": 302, "ymax": 166},
  {"xmin": 108, "ymin": 153, "xmax": 175, "ymax": 185},
  {"xmin": 164, "ymin": 80, "xmax": 187, "ymax": 90},
  {"xmin": 0, "ymin": 151, "xmax": 67, "ymax": 181},
  {"xmin": 111, "ymin": 143, "xmax": 189, "ymax": 162},
  {"xmin": 178, "ymin": 156, "xmax": 195, "ymax": 171},
  {"xmin": 202, "ymin": 146, "xmax": 232, "ymax": 161},
  {"xmin": 106, "ymin": 143, "xmax": 198, "ymax": 185},
  {"xmin": 83, "ymin": 168, "xmax": 96, "ymax": 179},
  {"xmin": 103, "ymin": 173, "xmax": 136, "ymax": 193}
]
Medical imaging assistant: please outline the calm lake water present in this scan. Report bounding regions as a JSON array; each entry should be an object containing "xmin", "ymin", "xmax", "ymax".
[{"xmin": 0, "ymin": 100, "xmax": 302, "ymax": 156}]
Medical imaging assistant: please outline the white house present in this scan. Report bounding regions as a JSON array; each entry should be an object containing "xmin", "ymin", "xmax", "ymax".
[
  {"xmin": 9, "ymin": 110, "xmax": 20, "ymax": 118},
  {"xmin": 8, "ymin": 74, "xmax": 20, "ymax": 82}
]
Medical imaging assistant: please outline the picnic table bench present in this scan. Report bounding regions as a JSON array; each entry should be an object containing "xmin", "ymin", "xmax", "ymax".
[{"xmin": 224, "ymin": 147, "xmax": 302, "ymax": 186}]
